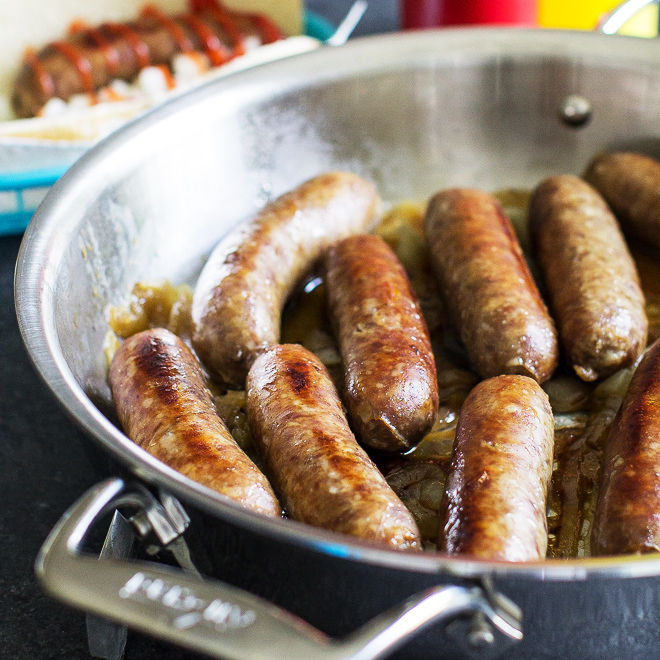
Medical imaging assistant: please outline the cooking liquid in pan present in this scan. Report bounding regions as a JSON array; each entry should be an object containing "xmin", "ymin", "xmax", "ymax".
[{"xmin": 105, "ymin": 190, "xmax": 660, "ymax": 560}]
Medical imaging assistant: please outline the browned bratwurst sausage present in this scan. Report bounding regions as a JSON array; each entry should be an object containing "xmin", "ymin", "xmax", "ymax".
[
  {"xmin": 591, "ymin": 337, "xmax": 660, "ymax": 555},
  {"xmin": 323, "ymin": 234, "xmax": 438, "ymax": 452},
  {"xmin": 109, "ymin": 327, "xmax": 281, "ymax": 517},
  {"xmin": 192, "ymin": 172, "xmax": 379, "ymax": 388},
  {"xmin": 424, "ymin": 188, "xmax": 558, "ymax": 383},
  {"xmin": 529, "ymin": 175, "xmax": 647, "ymax": 382},
  {"xmin": 438, "ymin": 375, "xmax": 554, "ymax": 561},
  {"xmin": 246, "ymin": 343, "xmax": 422, "ymax": 550},
  {"xmin": 584, "ymin": 152, "xmax": 660, "ymax": 251},
  {"xmin": 12, "ymin": 0, "xmax": 282, "ymax": 118}
]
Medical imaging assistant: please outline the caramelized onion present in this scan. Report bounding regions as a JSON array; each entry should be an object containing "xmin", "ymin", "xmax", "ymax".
[
  {"xmin": 543, "ymin": 375, "xmax": 591, "ymax": 413},
  {"xmin": 386, "ymin": 462, "xmax": 446, "ymax": 545},
  {"xmin": 106, "ymin": 196, "xmax": 660, "ymax": 558}
]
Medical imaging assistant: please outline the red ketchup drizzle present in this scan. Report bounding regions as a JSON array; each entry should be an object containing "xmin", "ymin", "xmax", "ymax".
[
  {"xmin": 51, "ymin": 41, "xmax": 94, "ymax": 93},
  {"xmin": 190, "ymin": 0, "xmax": 281, "ymax": 48},
  {"xmin": 245, "ymin": 13, "xmax": 283, "ymax": 44},
  {"xmin": 200, "ymin": 3, "xmax": 245, "ymax": 58},
  {"xmin": 141, "ymin": 5, "xmax": 194, "ymax": 53},
  {"xmin": 101, "ymin": 22, "xmax": 151, "ymax": 69},
  {"xmin": 155, "ymin": 65, "xmax": 176, "ymax": 89},
  {"xmin": 23, "ymin": 49, "xmax": 56, "ymax": 99},
  {"xmin": 179, "ymin": 14, "xmax": 229, "ymax": 66},
  {"xmin": 69, "ymin": 21, "xmax": 121, "ymax": 77}
]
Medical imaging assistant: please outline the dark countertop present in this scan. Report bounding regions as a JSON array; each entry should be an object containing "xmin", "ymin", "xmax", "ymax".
[{"xmin": 1, "ymin": 3, "xmax": 398, "ymax": 659}]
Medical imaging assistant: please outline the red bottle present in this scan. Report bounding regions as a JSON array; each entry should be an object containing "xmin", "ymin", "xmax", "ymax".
[{"xmin": 401, "ymin": 0, "xmax": 538, "ymax": 28}]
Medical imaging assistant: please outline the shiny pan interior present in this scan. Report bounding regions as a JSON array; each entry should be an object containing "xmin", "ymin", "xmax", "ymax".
[{"xmin": 15, "ymin": 28, "xmax": 660, "ymax": 580}]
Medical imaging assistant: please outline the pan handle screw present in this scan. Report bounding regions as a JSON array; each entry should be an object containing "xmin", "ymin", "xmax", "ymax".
[{"xmin": 467, "ymin": 612, "xmax": 496, "ymax": 649}]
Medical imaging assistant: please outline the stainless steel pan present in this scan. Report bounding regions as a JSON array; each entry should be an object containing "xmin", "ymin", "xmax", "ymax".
[{"xmin": 15, "ymin": 27, "xmax": 660, "ymax": 659}]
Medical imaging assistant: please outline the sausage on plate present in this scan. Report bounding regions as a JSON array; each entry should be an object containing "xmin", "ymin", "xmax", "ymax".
[
  {"xmin": 12, "ymin": 0, "xmax": 282, "ymax": 118},
  {"xmin": 323, "ymin": 233, "xmax": 438, "ymax": 452},
  {"xmin": 192, "ymin": 172, "xmax": 379, "ymax": 388},
  {"xmin": 109, "ymin": 327, "xmax": 281, "ymax": 517},
  {"xmin": 584, "ymin": 151, "xmax": 660, "ymax": 251},
  {"xmin": 529, "ymin": 175, "xmax": 647, "ymax": 382},
  {"xmin": 591, "ymin": 337, "xmax": 660, "ymax": 555},
  {"xmin": 246, "ymin": 343, "xmax": 422, "ymax": 550},
  {"xmin": 424, "ymin": 188, "xmax": 558, "ymax": 383},
  {"xmin": 438, "ymin": 375, "xmax": 555, "ymax": 561}
]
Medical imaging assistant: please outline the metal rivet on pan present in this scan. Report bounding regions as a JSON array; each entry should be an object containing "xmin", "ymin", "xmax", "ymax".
[
  {"xmin": 467, "ymin": 612, "xmax": 496, "ymax": 649},
  {"xmin": 559, "ymin": 94, "xmax": 593, "ymax": 127}
]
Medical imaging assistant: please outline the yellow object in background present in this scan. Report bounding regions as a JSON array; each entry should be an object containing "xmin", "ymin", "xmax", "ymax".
[{"xmin": 538, "ymin": 0, "xmax": 659, "ymax": 36}]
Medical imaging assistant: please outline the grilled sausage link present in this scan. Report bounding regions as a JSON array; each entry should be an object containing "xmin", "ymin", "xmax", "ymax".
[
  {"xmin": 246, "ymin": 343, "xmax": 422, "ymax": 550},
  {"xmin": 424, "ymin": 188, "xmax": 558, "ymax": 383},
  {"xmin": 584, "ymin": 151, "xmax": 660, "ymax": 251},
  {"xmin": 192, "ymin": 172, "xmax": 379, "ymax": 388},
  {"xmin": 438, "ymin": 375, "xmax": 555, "ymax": 561},
  {"xmin": 12, "ymin": 0, "xmax": 282, "ymax": 118},
  {"xmin": 529, "ymin": 175, "xmax": 647, "ymax": 382},
  {"xmin": 323, "ymin": 234, "xmax": 438, "ymax": 452},
  {"xmin": 591, "ymin": 338, "xmax": 660, "ymax": 555},
  {"xmin": 109, "ymin": 327, "xmax": 281, "ymax": 517}
]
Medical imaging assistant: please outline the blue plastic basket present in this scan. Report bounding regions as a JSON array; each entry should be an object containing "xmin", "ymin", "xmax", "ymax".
[
  {"xmin": 0, "ymin": 11, "xmax": 334, "ymax": 237},
  {"xmin": 0, "ymin": 166, "xmax": 69, "ymax": 235}
]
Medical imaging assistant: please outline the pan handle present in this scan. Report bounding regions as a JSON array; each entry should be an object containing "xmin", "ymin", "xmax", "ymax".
[{"xmin": 35, "ymin": 479, "xmax": 522, "ymax": 660}]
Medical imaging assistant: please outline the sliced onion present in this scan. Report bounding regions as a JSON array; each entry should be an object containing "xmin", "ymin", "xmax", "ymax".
[
  {"xmin": 386, "ymin": 461, "xmax": 446, "ymax": 543},
  {"xmin": 212, "ymin": 390, "xmax": 252, "ymax": 452},
  {"xmin": 591, "ymin": 365, "xmax": 635, "ymax": 406},
  {"xmin": 543, "ymin": 375, "xmax": 591, "ymax": 413}
]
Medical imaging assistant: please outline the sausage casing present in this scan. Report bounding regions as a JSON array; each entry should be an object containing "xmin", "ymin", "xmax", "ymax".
[
  {"xmin": 425, "ymin": 188, "xmax": 558, "ymax": 383},
  {"xmin": 529, "ymin": 175, "xmax": 647, "ymax": 381},
  {"xmin": 584, "ymin": 151, "xmax": 660, "ymax": 251},
  {"xmin": 323, "ymin": 234, "xmax": 438, "ymax": 452},
  {"xmin": 438, "ymin": 375, "xmax": 555, "ymax": 561},
  {"xmin": 246, "ymin": 343, "xmax": 422, "ymax": 550},
  {"xmin": 109, "ymin": 327, "xmax": 281, "ymax": 517},
  {"xmin": 192, "ymin": 172, "xmax": 379, "ymax": 387},
  {"xmin": 591, "ymin": 337, "xmax": 660, "ymax": 555}
]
